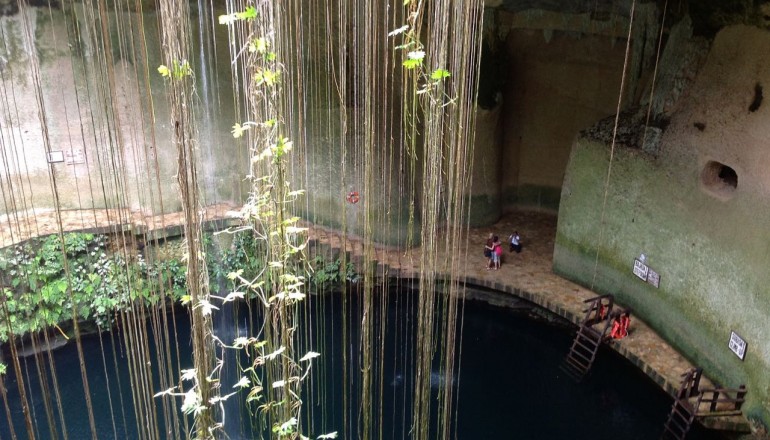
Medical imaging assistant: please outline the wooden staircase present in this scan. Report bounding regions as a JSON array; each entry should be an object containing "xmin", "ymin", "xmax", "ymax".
[
  {"xmin": 661, "ymin": 368, "xmax": 748, "ymax": 440},
  {"xmin": 561, "ymin": 295, "xmax": 615, "ymax": 381},
  {"xmin": 662, "ymin": 396, "xmax": 699, "ymax": 439}
]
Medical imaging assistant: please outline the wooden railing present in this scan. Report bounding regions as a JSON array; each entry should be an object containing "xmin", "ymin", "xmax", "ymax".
[
  {"xmin": 580, "ymin": 294, "xmax": 614, "ymax": 327},
  {"xmin": 695, "ymin": 384, "xmax": 747, "ymax": 416}
]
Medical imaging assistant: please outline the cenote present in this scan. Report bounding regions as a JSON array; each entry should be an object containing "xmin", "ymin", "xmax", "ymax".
[{"xmin": 1, "ymin": 288, "xmax": 723, "ymax": 440}]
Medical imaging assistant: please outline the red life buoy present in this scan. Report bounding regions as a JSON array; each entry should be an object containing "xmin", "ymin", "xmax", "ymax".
[{"xmin": 346, "ymin": 191, "xmax": 360, "ymax": 204}]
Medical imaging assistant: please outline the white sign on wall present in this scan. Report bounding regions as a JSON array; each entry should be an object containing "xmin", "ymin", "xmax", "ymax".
[
  {"xmin": 633, "ymin": 258, "xmax": 649, "ymax": 281},
  {"xmin": 632, "ymin": 258, "xmax": 661, "ymax": 288},
  {"xmin": 728, "ymin": 331, "xmax": 747, "ymax": 361},
  {"xmin": 47, "ymin": 151, "xmax": 64, "ymax": 163},
  {"xmin": 646, "ymin": 269, "xmax": 660, "ymax": 288},
  {"xmin": 65, "ymin": 149, "xmax": 85, "ymax": 165}
]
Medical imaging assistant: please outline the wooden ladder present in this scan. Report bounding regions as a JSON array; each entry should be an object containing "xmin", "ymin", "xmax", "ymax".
[
  {"xmin": 661, "ymin": 397, "xmax": 698, "ymax": 440},
  {"xmin": 660, "ymin": 368, "xmax": 703, "ymax": 440},
  {"xmin": 661, "ymin": 367, "xmax": 749, "ymax": 439},
  {"xmin": 561, "ymin": 295, "xmax": 615, "ymax": 381}
]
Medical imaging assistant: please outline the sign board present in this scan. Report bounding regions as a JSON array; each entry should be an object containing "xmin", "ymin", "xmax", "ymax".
[
  {"xmin": 646, "ymin": 269, "xmax": 660, "ymax": 288},
  {"xmin": 728, "ymin": 331, "xmax": 747, "ymax": 360},
  {"xmin": 633, "ymin": 259, "xmax": 648, "ymax": 281},
  {"xmin": 47, "ymin": 151, "xmax": 64, "ymax": 163},
  {"xmin": 65, "ymin": 149, "xmax": 85, "ymax": 165}
]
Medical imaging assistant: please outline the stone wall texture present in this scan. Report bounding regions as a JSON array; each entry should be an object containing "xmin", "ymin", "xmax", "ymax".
[
  {"xmin": 0, "ymin": 5, "xmax": 245, "ymax": 216},
  {"xmin": 3, "ymin": 0, "xmax": 770, "ymax": 428},
  {"xmin": 554, "ymin": 25, "xmax": 770, "ymax": 427}
]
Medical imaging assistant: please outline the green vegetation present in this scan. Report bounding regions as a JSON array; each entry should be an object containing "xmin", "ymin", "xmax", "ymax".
[
  {"xmin": 157, "ymin": 60, "xmax": 193, "ymax": 80},
  {"xmin": 0, "ymin": 232, "xmax": 186, "ymax": 342},
  {"xmin": 214, "ymin": 232, "xmax": 356, "ymax": 296},
  {"xmin": 307, "ymin": 255, "xmax": 358, "ymax": 292},
  {"xmin": 0, "ymin": 231, "xmax": 356, "ymax": 344}
]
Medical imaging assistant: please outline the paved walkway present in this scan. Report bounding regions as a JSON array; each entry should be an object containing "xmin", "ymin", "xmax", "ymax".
[
  {"xmin": 0, "ymin": 205, "xmax": 751, "ymax": 433},
  {"xmin": 0, "ymin": 204, "xmax": 238, "ymax": 247},
  {"xmin": 309, "ymin": 211, "xmax": 695, "ymax": 393}
]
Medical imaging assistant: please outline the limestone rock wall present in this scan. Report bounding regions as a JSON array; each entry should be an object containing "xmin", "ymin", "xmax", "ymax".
[
  {"xmin": 469, "ymin": 4, "xmax": 660, "ymax": 220},
  {"xmin": 0, "ymin": 4, "xmax": 245, "ymax": 217},
  {"xmin": 554, "ymin": 25, "xmax": 770, "ymax": 426},
  {"xmin": 498, "ymin": 26, "xmax": 626, "ymax": 212}
]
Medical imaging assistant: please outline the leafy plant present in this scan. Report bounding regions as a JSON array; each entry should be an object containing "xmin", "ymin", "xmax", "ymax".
[
  {"xmin": 307, "ymin": 256, "xmax": 358, "ymax": 292},
  {"xmin": 389, "ymin": 24, "xmax": 453, "ymax": 99},
  {"xmin": 158, "ymin": 60, "xmax": 193, "ymax": 79},
  {"xmin": 0, "ymin": 233, "xmax": 190, "ymax": 341}
]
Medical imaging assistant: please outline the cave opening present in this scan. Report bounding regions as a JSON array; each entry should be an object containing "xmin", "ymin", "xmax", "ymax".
[{"xmin": 701, "ymin": 160, "xmax": 738, "ymax": 197}]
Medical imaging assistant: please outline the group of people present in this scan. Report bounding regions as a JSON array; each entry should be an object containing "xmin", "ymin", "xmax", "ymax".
[{"xmin": 483, "ymin": 231, "xmax": 522, "ymax": 270}]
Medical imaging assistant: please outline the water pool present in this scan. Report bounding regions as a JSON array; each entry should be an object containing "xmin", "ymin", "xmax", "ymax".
[{"xmin": 1, "ymin": 288, "xmax": 723, "ymax": 439}]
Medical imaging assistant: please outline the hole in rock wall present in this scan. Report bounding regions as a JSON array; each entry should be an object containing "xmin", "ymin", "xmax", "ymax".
[
  {"xmin": 701, "ymin": 161, "xmax": 738, "ymax": 198},
  {"xmin": 749, "ymin": 83, "xmax": 763, "ymax": 112}
]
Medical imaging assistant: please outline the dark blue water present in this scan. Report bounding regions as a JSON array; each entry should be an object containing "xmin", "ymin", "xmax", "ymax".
[
  {"xmin": 1, "ymin": 290, "xmax": 723, "ymax": 439},
  {"xmin": 0, "ymin": 322, "xmax": 192, "ymax": 439}
]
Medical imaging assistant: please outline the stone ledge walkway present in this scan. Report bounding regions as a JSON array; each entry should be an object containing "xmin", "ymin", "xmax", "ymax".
[
  {"xmin": 0, "ymin": 204, "xmax": 237, "ymax": 247},
  {"xmin": 308, "ymin": 211, "xmax": 696, "ymax": 396},
  {"xmin": 0, "ymin": 205, "xmax": 750, "ymax": 433}
]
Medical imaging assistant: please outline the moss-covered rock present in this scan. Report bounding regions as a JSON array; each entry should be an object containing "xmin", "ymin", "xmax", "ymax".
[{"xmin": 555, "ymin": 133, "xmax": 770, "ymax": 428}]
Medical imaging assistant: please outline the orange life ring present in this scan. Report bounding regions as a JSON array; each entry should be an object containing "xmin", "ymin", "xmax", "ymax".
[{"xmin": 346, "ymin": 191, "xmax": 360, "ymax": 204}]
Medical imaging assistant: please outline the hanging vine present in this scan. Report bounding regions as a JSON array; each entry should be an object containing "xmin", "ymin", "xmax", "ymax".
[
  {"xmin": 155, "ymin": 0, "xmax": 219, "ymax": 436},
  {"xmin": 216, "ymin": 3, "xmax": 333, "ymax": 439},
  {"xmin": 390, "ymin": 1, "xmax": 484, "ymax": 438}
]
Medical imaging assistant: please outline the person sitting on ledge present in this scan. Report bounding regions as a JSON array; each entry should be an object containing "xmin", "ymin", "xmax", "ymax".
[
  {"xmin": 609, "ymin": 311, "xmax": 631, "ymax": 340},
  {"xmin": 509, "ymin": 231, "xmax": 522, "ymax": 253}
]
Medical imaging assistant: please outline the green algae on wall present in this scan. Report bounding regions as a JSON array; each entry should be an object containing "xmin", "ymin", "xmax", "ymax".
[
  {"xmin": 554, "ymin": 136, "xmax": 770, "ymax": 428},
  {"xmin": 467, "ymin": 193, "xmax": 501, "ymax": 226},
  {"xmin": 501, "ymin": 184, "xmax": 561, "ymax": 212}
]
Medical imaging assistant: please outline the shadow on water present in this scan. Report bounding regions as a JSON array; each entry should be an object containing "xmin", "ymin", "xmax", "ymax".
[{"xmin": 2, "ymin": 287, "xmax": 725, "ymax": 439}]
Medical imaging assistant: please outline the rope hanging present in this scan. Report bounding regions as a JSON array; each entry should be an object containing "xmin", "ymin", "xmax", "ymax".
[{"xmin": 591, "ymin": 0, "xmax": 637, "ymax": 290}]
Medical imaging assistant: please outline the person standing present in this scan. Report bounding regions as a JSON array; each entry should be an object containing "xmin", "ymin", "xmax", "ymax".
[
  {"xmin": 484, "ymin": 233, "xmax": 494, "ymax": 269},
  {"xmin": 492, "ymin": 236, "xmax": 502, "ymax": 270}
]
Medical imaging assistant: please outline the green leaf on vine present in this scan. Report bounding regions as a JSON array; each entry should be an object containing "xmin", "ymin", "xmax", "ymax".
[
  {"xmin": 431, "ymin": 68, "xmax": 451, "ymax": 80},
  {"xmin": 403, "ymin": 58, "xmax": 421, "ymax": 69},
  {"xmin": 238, "ymin": 6, "xmax": 257, "ymax": 20},
  {"xmin": 403, "ymin": 50, "xmax": 425, "ymax": 69}
]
